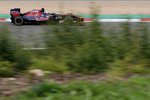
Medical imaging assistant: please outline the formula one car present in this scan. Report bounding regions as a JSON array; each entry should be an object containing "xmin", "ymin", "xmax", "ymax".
[{"xmin": 10, "ymin": 8, "xmax": 84, "ymax": 25}]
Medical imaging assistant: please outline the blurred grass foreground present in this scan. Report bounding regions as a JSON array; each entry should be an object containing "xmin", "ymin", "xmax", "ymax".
[
  {"xmin": 0, "ymin": 13, "xmax": 150, "ymax": 99},
  {"xmin": 12, "ymin": 77, "xmax": 150, "ymax": 100}
]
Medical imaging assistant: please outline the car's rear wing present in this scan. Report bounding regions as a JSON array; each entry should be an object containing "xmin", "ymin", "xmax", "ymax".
[
  {"xmin": 10, "ymin": 8, "xmax": 21, "ymax": 13},
  {"xmin": 10, "ymin": 8, "xmax": 21, "ymax": 19}
]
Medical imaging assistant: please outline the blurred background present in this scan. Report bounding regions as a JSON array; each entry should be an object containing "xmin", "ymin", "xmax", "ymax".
[{"xmin": 0, "ymin": 0, "xmax": 150, "ymax": 100}]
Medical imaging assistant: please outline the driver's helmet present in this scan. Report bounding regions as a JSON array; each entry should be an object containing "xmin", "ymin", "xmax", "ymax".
[{"xmin": 41, "ymin": 8, "xmax": 45, "ymax": 13}]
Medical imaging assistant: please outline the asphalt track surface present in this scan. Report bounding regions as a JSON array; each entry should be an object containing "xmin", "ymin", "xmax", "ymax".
[
  {"xmin": 0, "ymin": 22, "xmax": 150, "ymax": 48},
  {"xmin": 0, "ymin": 22, "xmax": 46, "ymax": 48}
]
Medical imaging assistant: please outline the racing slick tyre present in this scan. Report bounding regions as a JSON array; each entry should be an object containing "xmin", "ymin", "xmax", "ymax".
[
  {"xmin": 14, "ymin": 16, "xmax": 24, "ymax": 25},
  {"xmin": 64, "ymin": 16, "xmax": 74, "ymax": 25}
]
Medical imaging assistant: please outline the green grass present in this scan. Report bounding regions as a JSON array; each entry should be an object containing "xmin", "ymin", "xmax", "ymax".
[
  {"xmin": 11, "ymin": 76, "xmax": 150, "ymax": 100},
  {"xmin": 80, "ymin": 14, "xmax": 150, "ymax": 19},
  {"xmin": 0, "ymin": 14, "xmax": 10, "ymax": 18}
]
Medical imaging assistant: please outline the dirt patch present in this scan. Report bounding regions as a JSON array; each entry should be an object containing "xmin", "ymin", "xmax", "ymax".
[
  {"xmin": 0, "ymin": 73, "xmax": 106, "ymax": 96},
  {"xmin": 0, "ymin": 77, "xmax": 30, "ymax": 96},
  {"xmin": 0, "ymin": 73, "xmax": 149, "ymax": 97}
]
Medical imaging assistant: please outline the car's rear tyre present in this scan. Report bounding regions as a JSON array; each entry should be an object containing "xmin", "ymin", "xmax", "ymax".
[{"xmin": 14, "ymin": 16, "xmax": 24, "ymax": 25}]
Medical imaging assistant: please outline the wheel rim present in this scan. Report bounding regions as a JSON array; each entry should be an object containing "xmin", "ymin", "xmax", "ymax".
[
  {"xmin": 15, "ymin": 17, "xmax": 23, "ymax": 25},
  {"xmin": 64, "ymin": 17, "xmax": 73, "ymax": 25},
  {"xmin": 16, "ymin": 19, "xmax": 22, "ymax": 23}
]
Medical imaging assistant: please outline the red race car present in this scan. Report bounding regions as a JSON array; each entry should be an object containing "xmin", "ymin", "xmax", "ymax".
[{"xmin": 10, "ymin": 8, "xmax": 84, "ymax": 25}]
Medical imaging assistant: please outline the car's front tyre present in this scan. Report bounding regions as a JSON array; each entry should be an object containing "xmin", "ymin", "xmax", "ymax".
[{"xmin": 64, "ymin": 16, "xmax": 74, "ymax": 25}]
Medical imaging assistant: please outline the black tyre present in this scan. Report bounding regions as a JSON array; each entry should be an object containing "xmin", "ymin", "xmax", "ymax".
[
  {"xmin": 14, "ymin": 16, "xmax": 24, "ymax": 25},
  {"xmin": 64, "ymin": 16, "xmax": 74, "ymax": 25}
]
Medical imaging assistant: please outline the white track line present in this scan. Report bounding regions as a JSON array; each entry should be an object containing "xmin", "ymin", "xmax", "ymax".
[
  {"xmin": 99, "ymin": 19, "xmax": 141, "ymax": 22},
  {"xmin": 23, "ymin": 48, "xmax": 46, "ymax": 50}
]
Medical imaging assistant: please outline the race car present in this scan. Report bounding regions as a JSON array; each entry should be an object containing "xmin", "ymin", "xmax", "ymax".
[{"xmin": 10, "ymin": 8, "xmax": 84, "ymax": 25}]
